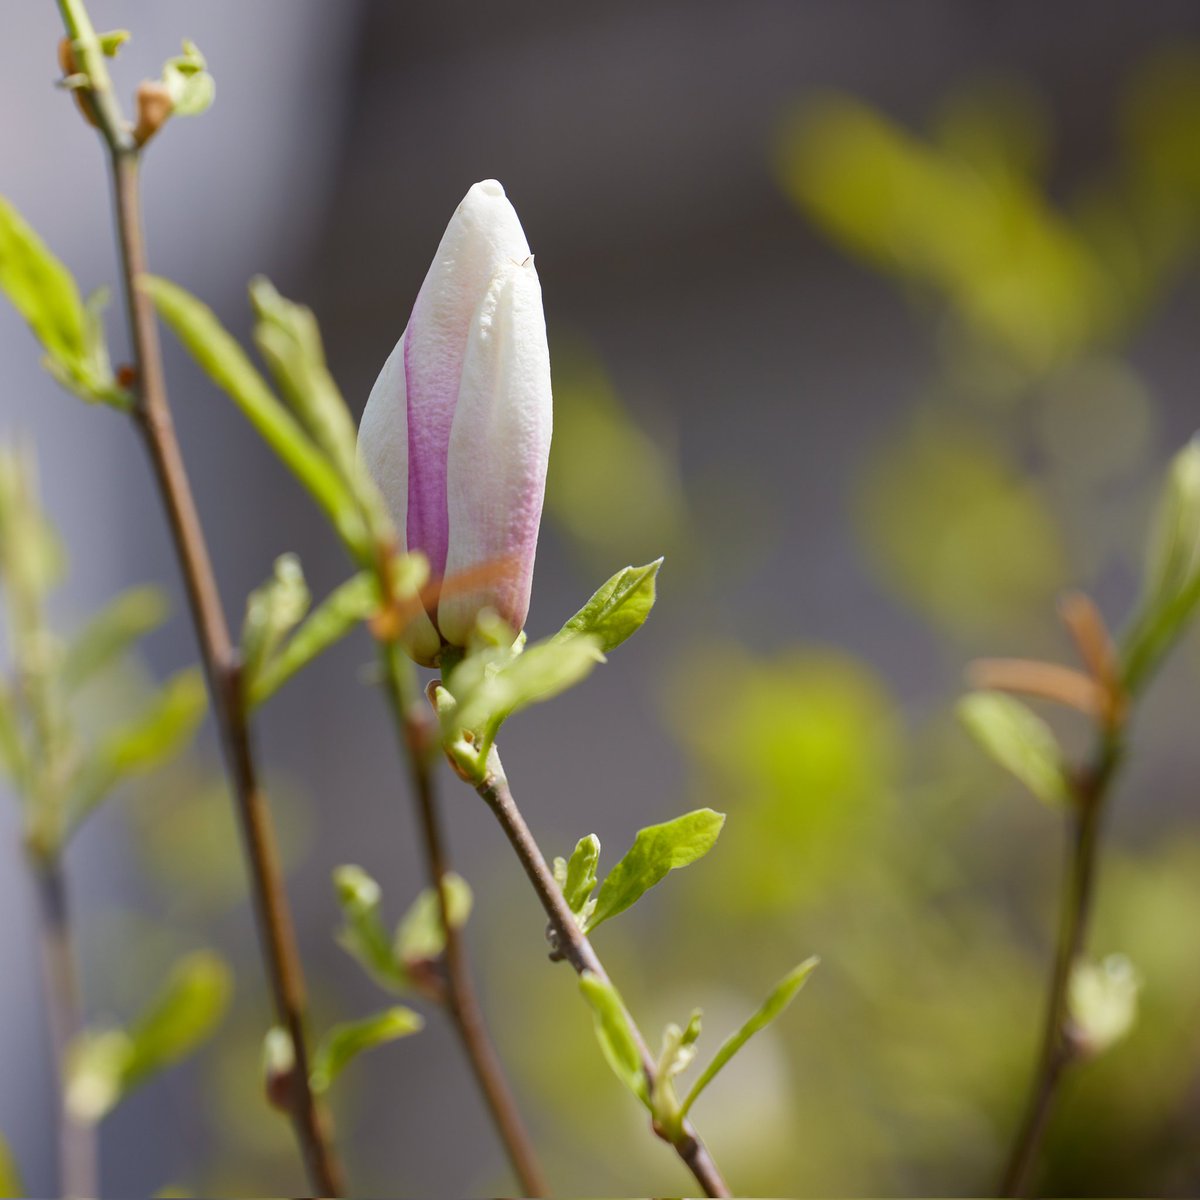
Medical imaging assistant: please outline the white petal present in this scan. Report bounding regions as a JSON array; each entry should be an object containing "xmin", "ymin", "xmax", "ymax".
[{"xmin": 439, "ymin": 257, "xmax": 552, "ymax": 646}]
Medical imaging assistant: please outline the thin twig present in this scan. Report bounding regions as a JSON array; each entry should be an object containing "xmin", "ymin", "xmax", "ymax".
[
  {"xmin": 51, "ymin": 3, "xmax": 344, "ymax": 1189},
  {"xmin": 32, "ymin": 860, "xmax": 97, "ymax": 1200},
  {"xmin": 473, "ymin": 751, "xmax": 731, "ymax": 1199},
  {"xmin": 1000, "ymin": 736, "xmax": 1118, "ymax": 1197},
  {"xmin": 379, "ymin": 643, "xmax": 548, "ymax": 1196}
]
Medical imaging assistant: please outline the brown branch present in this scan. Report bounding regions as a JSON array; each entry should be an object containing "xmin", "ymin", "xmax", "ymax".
[
  {"xmin": 33, "ymin": 860, "xmax": 97, "ymax": 1199},
  {"xmin": 473, "ymin": 752, "xmax": 731, "ymax": 1199},
  {"xmin": 379, "ymin": 643, "xmax": 548, "ymax": 1196},
  {"xmin": 1000, "ymin": 736, "xmax": 1118, "ymax": 1197},
  {"xmin": 50, "ymin": 5, "xmax": 345, "ymax": 1182},
  {"xmin": 110, "ymin": 149, "xmax": 344, "ymax": 1199}
]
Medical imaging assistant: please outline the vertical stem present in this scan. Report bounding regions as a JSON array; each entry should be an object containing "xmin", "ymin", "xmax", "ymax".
[
  {"xmin": 33, "ymin": 860, "xmax": 97, "ymax": 1200},
  {"xmin": 106, "ymin": 151, "xmax": 344, "ymax": 1196},
  {"xmin": 474, "ymin": 754, "xmax": 731, "ymax": 1199},
  {"xmin": 379, "ymin": 645, "xmax": 548, "ymax": 1196},
  {"xmin": 1000, "ymin": 741, "xmax": 1116, "ymax": 1197}
]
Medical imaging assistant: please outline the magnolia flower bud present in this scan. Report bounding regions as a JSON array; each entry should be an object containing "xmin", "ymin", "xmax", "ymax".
[{"xmin": 359, "ymin": 180, "xmax": 552, "ymax": 665}]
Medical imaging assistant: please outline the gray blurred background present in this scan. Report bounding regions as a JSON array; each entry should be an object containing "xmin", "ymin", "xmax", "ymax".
[{"xmin": 4, "ymin": 2, "xmax": 1200, "ymax": 1196}]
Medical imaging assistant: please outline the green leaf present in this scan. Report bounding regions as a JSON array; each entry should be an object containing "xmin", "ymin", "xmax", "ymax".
[
  {"xmin": 0, "ymin": 1130, "xmax": 23, "ymax": 1198},
  {"xmin": 122, "ymin": 951, "xmax": 233, "ymax": 1090},
  {"xmin": 957, "ymin": 690, "xmax": 1069, "ymax": 807},
  {"xmin": 558, "ymin": 559, "xmax": 663, "ymax": 653},
  {"xmin": 652, "ymin": 1009, "xmax": 703, "ymax": 1139},
  {"xmin": 578, "ymin": 971, "xmax": 649, "ymax": 1108},
  {"xmin": 1069, "ymin": 953, "xmax": 1141, "ymax": 1056},
  {"xmin": 446, "ymin": 630, "xmax": 605, "ymax": 754},
  {"xmin": 66, "ymin": 951, "xmax": 232, "ymax": 1122},
  {"xmin": 680, "ymin": 958, "xmax": 818, "ymax": 1120},
  {"xmin": 97, "ymin": 29, "xmax": 131, "ymax": 56},
  {"xmin": 143, "ymin": 276, "xmax": 367, "ymax": 554},
  {"xmin": 63, "ymin": 585, "xmax": 169, "ymax": 691},
  {"xmin": 587, "ymin": 808, "xmax": 726, "ymax": 933},
  {"xmin": 394, "ymin": 873, "xmax": 473, "ymax": 966},
  {"xmin": 333, "ymin": 865, "xmax": 408, "ymax": 993},
  {"xmin": 247, "ymin": 571, "xmax": 379, "ymax": 710},
  {"xmin": 0, "ymin": 199, "xmax": 128, "ymax": 408},
  {"xmin": 161, "ymin": 40, "xmax": 214, "ymax": 117},
  {"xmin": 0, "ymin": 196, "xmax": 87, "ymax": 369},
  {"xmin": 71, "ymin": 668, "xmax": 207, "ymax": 831},
  {"xmin": 310, "ymin": 1007, "xmax": 423, "ymax": 1094},
  {"xmin": 556, "ymin": 834, "xmax": 600, "ymax": 921},
  {"xmin": 1123, "ymin": 438, "xmax": 1200, "ymax": 693},
  {"xmin": 241, "ymin": 553, "xmax": 311, "ymax": 686}
]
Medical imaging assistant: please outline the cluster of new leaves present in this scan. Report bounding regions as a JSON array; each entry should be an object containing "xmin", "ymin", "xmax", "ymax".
[
  {"xmin": 579, "ymin": 959, "xmax": 818, "ymax": 1142},
  {"xmin": 0, "ymin": 451, "xmax": 231, "ymax": 1135},
  {"xmin": 956, "ymin": 438, "xmax": 1200, "ymax": 1059},
  {"xmin": 0, "ymin": 450, "xmax": 206, "ymax": 857},
  {"xmin": 432, "ymin": 560, "xmax": 664, "ymax": 780}
]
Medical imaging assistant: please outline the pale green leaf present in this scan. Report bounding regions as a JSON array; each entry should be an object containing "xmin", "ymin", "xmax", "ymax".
[
  {"xmin": 143, "ymin": 276, "xmax": 366, "ymax": 553},
  {"xmin": 310, "ymin": 1007, "xmax": 423, "ymax": 1094},
  {"xmin": 241, "ymin": 553, "xmax": 310, "ymax": 686},
  {"xmin": 447, "ymin": 631, "xmax": 605, "ymax": 748},
  {"xmin": 394, "ymin": 873, "xmax": 473, "ymax": 966},
  {"xmin": 958, "ymin": 690, "xmax": 1069, "ymax": 806},
  {"xmin": 1123, "ymin": 438, "xmax": 1200, "ymax": 693},
  {"xmin": 247, "ymin": 571, "xmax": 378, "ymax": 710},
  {"xmin": 680, "ymin": 958, "xmax": 818, "ymax": 1119},
  {"xmin": 559, "ymin": 834, "xmax": 600, "ymax": 917},
  {"xmin": 558, "ymin": 559, "xmax": 663, "ymax": 652},
  {"xmin": 578, "ymin": 971, "xmax": 649, "ymax": 1108},
  {"xmin": 0, "ymin": 195, "xmax": 87, "ymax": 369},
  {"xmin": 161, "ymin": 40, "xmax": 214, "ymax": 117},
  {"xmin": 333, "ymin": 865, "xmax": 408, "ymax": 993},
  {"xmin": 63, "ymin": 585, "xmax": 168, "ymax": 691},
  {"xmin": 123, "ymin": 951, "xmax": 232, "ymax": 1090},
  {"xmin": 587, "ymin": 809, "xmax": 726, "ymax": 932}
]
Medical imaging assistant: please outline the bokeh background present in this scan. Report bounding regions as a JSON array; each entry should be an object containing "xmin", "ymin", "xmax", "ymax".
[{"xmin": 4, "ymin": 1, "xmax": 1200, "ymax": 1195}]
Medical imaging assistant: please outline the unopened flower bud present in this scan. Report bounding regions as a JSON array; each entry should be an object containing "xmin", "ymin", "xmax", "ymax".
[
  {"xmin": 359, "ymin": 180, "xmax": 552, "ymax": 665},
  {"xmin": 133, "ymin": 80, "xmax": 174, "ymax": 147}
]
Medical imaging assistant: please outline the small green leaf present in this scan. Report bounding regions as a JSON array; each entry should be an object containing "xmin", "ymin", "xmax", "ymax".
[
  {"xmin": 1122, "ymin": 438, "xmax": 1200, "ymax": 693},
  {"xmin": 0, "ymin": 199, "xmax": 128, "ymax": 408},
  {"xmin": 0, "ymin": 196, "xmax": 87, "ymax": 369},
  {"xmin": 333, "ymin": 865, "xmax": 408, "ymax": 993},
  {"xmin": 122, "ymin": 951, "xmax": 233, "ymax": 1091},
  {"xmin": 66, "ymin": 952, "xmax": 231, "ymax": 1122},
  {"xmin": 558, "ymin": 559, "xmax": 663, "ymax": 653},
  {"xmin": 247, "ymin": 571, "xmax": 380, "ymax": 710},
  {"xmin": 66, "ymin": 1028, "xmax": 133, "ymax": 1123},
  {"xmin": 310, "ymin": 1007, "xmax": 423, "ymax": 1094},
  {"xmin": 587, "ymin": 809, "xmax": 726, "ymax": 933},
  {"xmin": 161, "ymin": 40, "xmax": 214, "ymax": 117},
  {"xmin": 394, "ymin": 873, "xmax": 473, "ymax": 966},
  {"xmin": 652, "ymin": 1009, "xmax": 703, "ymax": 1139},
  {"xmin": 1069, "ymin": 953, "xmax": 1141, "ymax": 1056},
  {"xmin": 0, "ymin": 1130, "xmax": 23, "ymax": 1198},
  {"xmin": 63, "ymin": 585, "xmax": 169, "ymax": 691},
  {"xmin": 558, "ymin": 834, "xmax": 600, "ymax": 921},
  {"xmin": 97, "ymin": 29, "xmax": 131, "ymax": 56},
  {"xmin": 578, "ymin": 971, "xmax": 649, "ymax": 1109},
  {"xmin": 680, "ymin": 958, "xmax": 818, "ymax": 1120},
  {"xmin": 70, "ymin": 668, "xmax": 207, "ymax": 833},
  {"xmin": 957, "ymin": 690, "xmax": 1069, "ymax": 806},
  {"xmin": 143, "ymin": 276, "xmax": 367, "ymax": 554},
  {"xmin": 241, "ymin": 553, "xmax": 311, "ymax": 686},
  {"xmin": 446, "ymin": 630, "xmax": 605, "ymax": 753}
]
